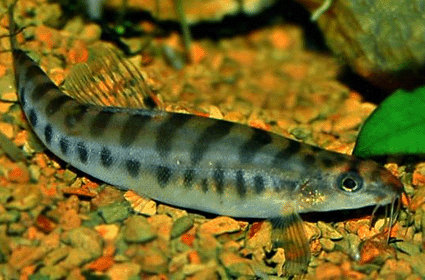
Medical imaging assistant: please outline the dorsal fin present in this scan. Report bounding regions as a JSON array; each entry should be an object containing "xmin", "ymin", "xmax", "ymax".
[{"xmin": 64, "ymin": 43, "xmax": 162, "ymax": 109}]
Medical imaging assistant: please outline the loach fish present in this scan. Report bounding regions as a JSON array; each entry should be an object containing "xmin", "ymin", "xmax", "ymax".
[{"xmin": 6, "ymin": 2, "xmax": 403, "ymax": 275}]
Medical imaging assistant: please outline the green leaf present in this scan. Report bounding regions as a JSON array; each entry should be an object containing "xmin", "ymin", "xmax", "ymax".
[{"xmin": 353, "ymin": 86, "xmax": 425, "ymax": 157}]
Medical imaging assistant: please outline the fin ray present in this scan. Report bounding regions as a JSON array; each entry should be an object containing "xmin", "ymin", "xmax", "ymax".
[
  {"xmin": 64, "ymin": 44, "xmax": 161, "ymax": 109},
  {"xmin": 269, "ymin": 210, "xmax": 310, "ymax": 275}
]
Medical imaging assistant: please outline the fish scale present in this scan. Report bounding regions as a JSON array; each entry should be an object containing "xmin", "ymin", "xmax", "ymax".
[{"xmin": 6, "ymin": 2, "xmax": 404, "ymax": 274}]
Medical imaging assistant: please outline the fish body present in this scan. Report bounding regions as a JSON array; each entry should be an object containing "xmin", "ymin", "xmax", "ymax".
[
  {"xmin": 11, "ymin": 47, "xmax": 402, "ymax": 217},
  {"xmin": 7, "ymin": 3, "xmax": 403, "ymax": 274}
]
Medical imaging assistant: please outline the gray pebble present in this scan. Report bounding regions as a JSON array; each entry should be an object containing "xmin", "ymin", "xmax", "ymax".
[{"xmin": 98, "ymin": 202, "xmax": 131, "ymax": 223}]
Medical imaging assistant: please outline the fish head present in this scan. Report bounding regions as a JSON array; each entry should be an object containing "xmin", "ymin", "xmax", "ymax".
[{"xmin": 294, "ymin": 153, "xmax": 403, "ymax": 213}]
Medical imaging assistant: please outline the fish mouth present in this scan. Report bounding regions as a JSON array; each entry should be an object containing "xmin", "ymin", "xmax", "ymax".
[{"xmin": 378, "ymin": 169, "xmax": 404, "ymax": 195}]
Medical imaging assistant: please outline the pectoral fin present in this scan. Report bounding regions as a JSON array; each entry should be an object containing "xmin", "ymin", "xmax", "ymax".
[{"xmin": 269, "ymin": 210, "xmax": 310, "ymax": 275}]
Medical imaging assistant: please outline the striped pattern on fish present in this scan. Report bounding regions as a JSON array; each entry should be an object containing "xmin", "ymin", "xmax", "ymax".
[{"xmin": 7, "ymin": 2, "xmax": 403, "ymax": 274}]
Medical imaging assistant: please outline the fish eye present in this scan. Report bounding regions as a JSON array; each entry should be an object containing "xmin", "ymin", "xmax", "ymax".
[{"xmin": 336, "ymin": 172, "xmax": 363, "ymax": 192}]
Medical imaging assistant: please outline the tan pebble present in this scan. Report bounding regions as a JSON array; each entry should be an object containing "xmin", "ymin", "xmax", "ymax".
[
  {"xmin": 228, "ymin": 49, "xmax": 256, "ymax": 66},
  {"xmin": 326, "ymin": 142, "xmax": 352, "ymax": 154},
  {"xmin": 320, "ymin": 238, "xmax": 335, "ymax": 252},
  {"xmin": 157, "ymin": 204, "xmax": 187, "ymax": 219},
  {"xmin": 169, "ymin": 252, "xmax": 189, "ymax": 273},
  {"xmin": 315, "ymin": 262, "xmax": 343, "ymax": 280},
  {"xmin": 304, "ymin": 222, "xmax": 321, "ymax": 241},
  {"xmin": 223, "ymin": 240, "xmax": 241, "ymax": 251},
  {"xmin": 340, "ymin": 260, "xmax": 366, "ymax": 278},
  {"xmin": 0, "ymin": 122, "xmax": 14, "ymax": 139},
  {"xmin": 224, "ymin": 111, "xmax": 243, "ymax": 122},
  {"xmin": 95, "ymin": 224, "xmax": 119, "ymax": 241},
  {"xmin": 1, "ymin": 91, "xmax": 18, "ymax": 102},
  {"xmin": 276, "ymin": 118, "xmax": 296, "ymax": 131},
  {"xmin": 9, "ymin": 246, "xmax": 49, "ymax": 269},
  {"xmin": 374, "ymin": 218, "xmax": 386, "ymax": 232},
  {"xmin": 182, "ymin": 263, "xmax": 209, "ymax": 276},
  {"xmin": 209, "ymin": 105, "xmax": 223, "ymax": 119},
  {"xmin": 238, "ymin": 221, "xmax": 249, "ymax": 231},
  {"xmin": 345, "ymin": 220, "xmax": 366, "ymax": 234},
  {"xmin": 413, "ymin": 232, "xmax": 422, "ymax": 243},
  {"xmin": 107, "ymin": 263, "xmax": 141, "ymax": 280},
  {"xmin": 60, "ymin": 209, "xmax": 81, "ymax": 230},
  {"xmin": 409, "ymin": 188, "xmax": 425, "ymax": 211},
  {"xmin": 333, "ymin": 115, "xmax": 363, "ymax": 132},
  {"xmin": 325, "ymin": 251, "xmax": 346, "ymax": 265},
  {"xmin": 200, "ymin": 216, "xmax": 240, "ymax": 235},
  {"xmin": 310, "ymin": 239, "xmax": 322, "ymax": 256},
  {"xmin": 80, "ymin": 23, "xmax": 102, "ymax": 42},
  {"xmin": 360, "ymin": 102, "xmax": 377, "ymax": 116},
  {"xmin": 219, "ymin": 251, "xmax": 254, "ymax": 276},
  {"xmin": 293, "ymin": 106, "xmax": 320, "ymax": 124},
  {"xmin": 313, "ymin": 119, "xmax": 333, "ymax": 133},
  {"xmin": 404, "ymin": 274, "xmax": 422, "ymax": 280},
  {"xmin": 147, "ymin": 214, "xmax": 173, "ymax": 240},
  {"xmin": 270, "ymin": 248, "xmax": 285, "ymax": 276},
  {"xmin": 284, "ymin": 64, "xmax": 308, "ymax": 80},
  {"xmin": 197, "ymin": 232, "xmax": 221, "ymax": 260},
  {"xmin": 189, "ymin": 266, "xmax": 219, "ymax": 280},
  {"xmin": 380, "ymin": 259, "xmax": 412, "ymax": 277},
  {"xmin": 245, "ymin": 221, "xmax": 272, "ymax": 256},
  {"xmin": 343, "ymin": 95, "xmax": 362, "ymax": 113},
  {"xmin": 0, "ymin": 101, "xmax": 13, "ymax": 113},
  {"xmin": 317, "ymin": 221, "xmax": 343, "ymax": 240},
  {"xmin": 124, "ymin": 190, "xmax": 157, "ymax": 216},
  {"xmin": 28, "ymin": 165, "xmax": 41, "ymax": 182},
  {"xmin": 139, "ymin": 248, "xmax": 168, "ymax": 274}
]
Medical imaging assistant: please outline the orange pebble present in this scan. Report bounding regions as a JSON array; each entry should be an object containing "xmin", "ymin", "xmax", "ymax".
[
  {"xmin": 85, "ymin": 181, "xmax": 100, "ymax": 190},
  {"xmin": 0, "ymin": 122, "xmax": 14, "ymax": 138},
  {"xmin": 41, "ymin": 183, "xmax": 57, "ymax": 197},
  {"xmin": 190, "ymin": 43, "xmax": 206, "ymax": 63},
  {"xmin": 35, "ymin": 25, "xmax": 55, "ymax": 49},
  {"xmin": 68, "ymin": 40, "xmax": 89, "ymax": 64},
  {"xmin": 0, "ymin": 64, "xmax": 6, "ymax": 77},
  {"xmin": 27, "ymin": 226, "xmax": 39, "ymax": 240},
  {"xmin": 413, "ymin": 172, "xmax": 425, "ymax": 186},
  {"xmin": 315, "ymin": 262, "xmax": 342, "ymax": 280},
  {"xmin": 88, "ymin": 256, "xmax": 114, "ymax": 271},
  {"xmin": 104, "ymin": 244, "xmax": 116, "ymax": 257},
  {"xmin": 181, "ymin": 233, "xmax": 195, "ymax": 246},
  {"xmin": 8, "ymin": 166, "xmax": 30, "ymax": 183},
  {"xmin": 35, "ymin": 214, "xmax": 56, "ymax": 233},
  {"xmin": 357, "ymin": 224, "xmax": 378, "ymax": 240},
  {"xmin": 13, "ymin": 130, "xmax": 29, "ymax": 146},
  {"xmin": 271, "ymin": 28, "xmax": 292, "ymax": 50},
  {"xmin": 188, "ymin": 251, "xmax": 201, "ymax": 264}
]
